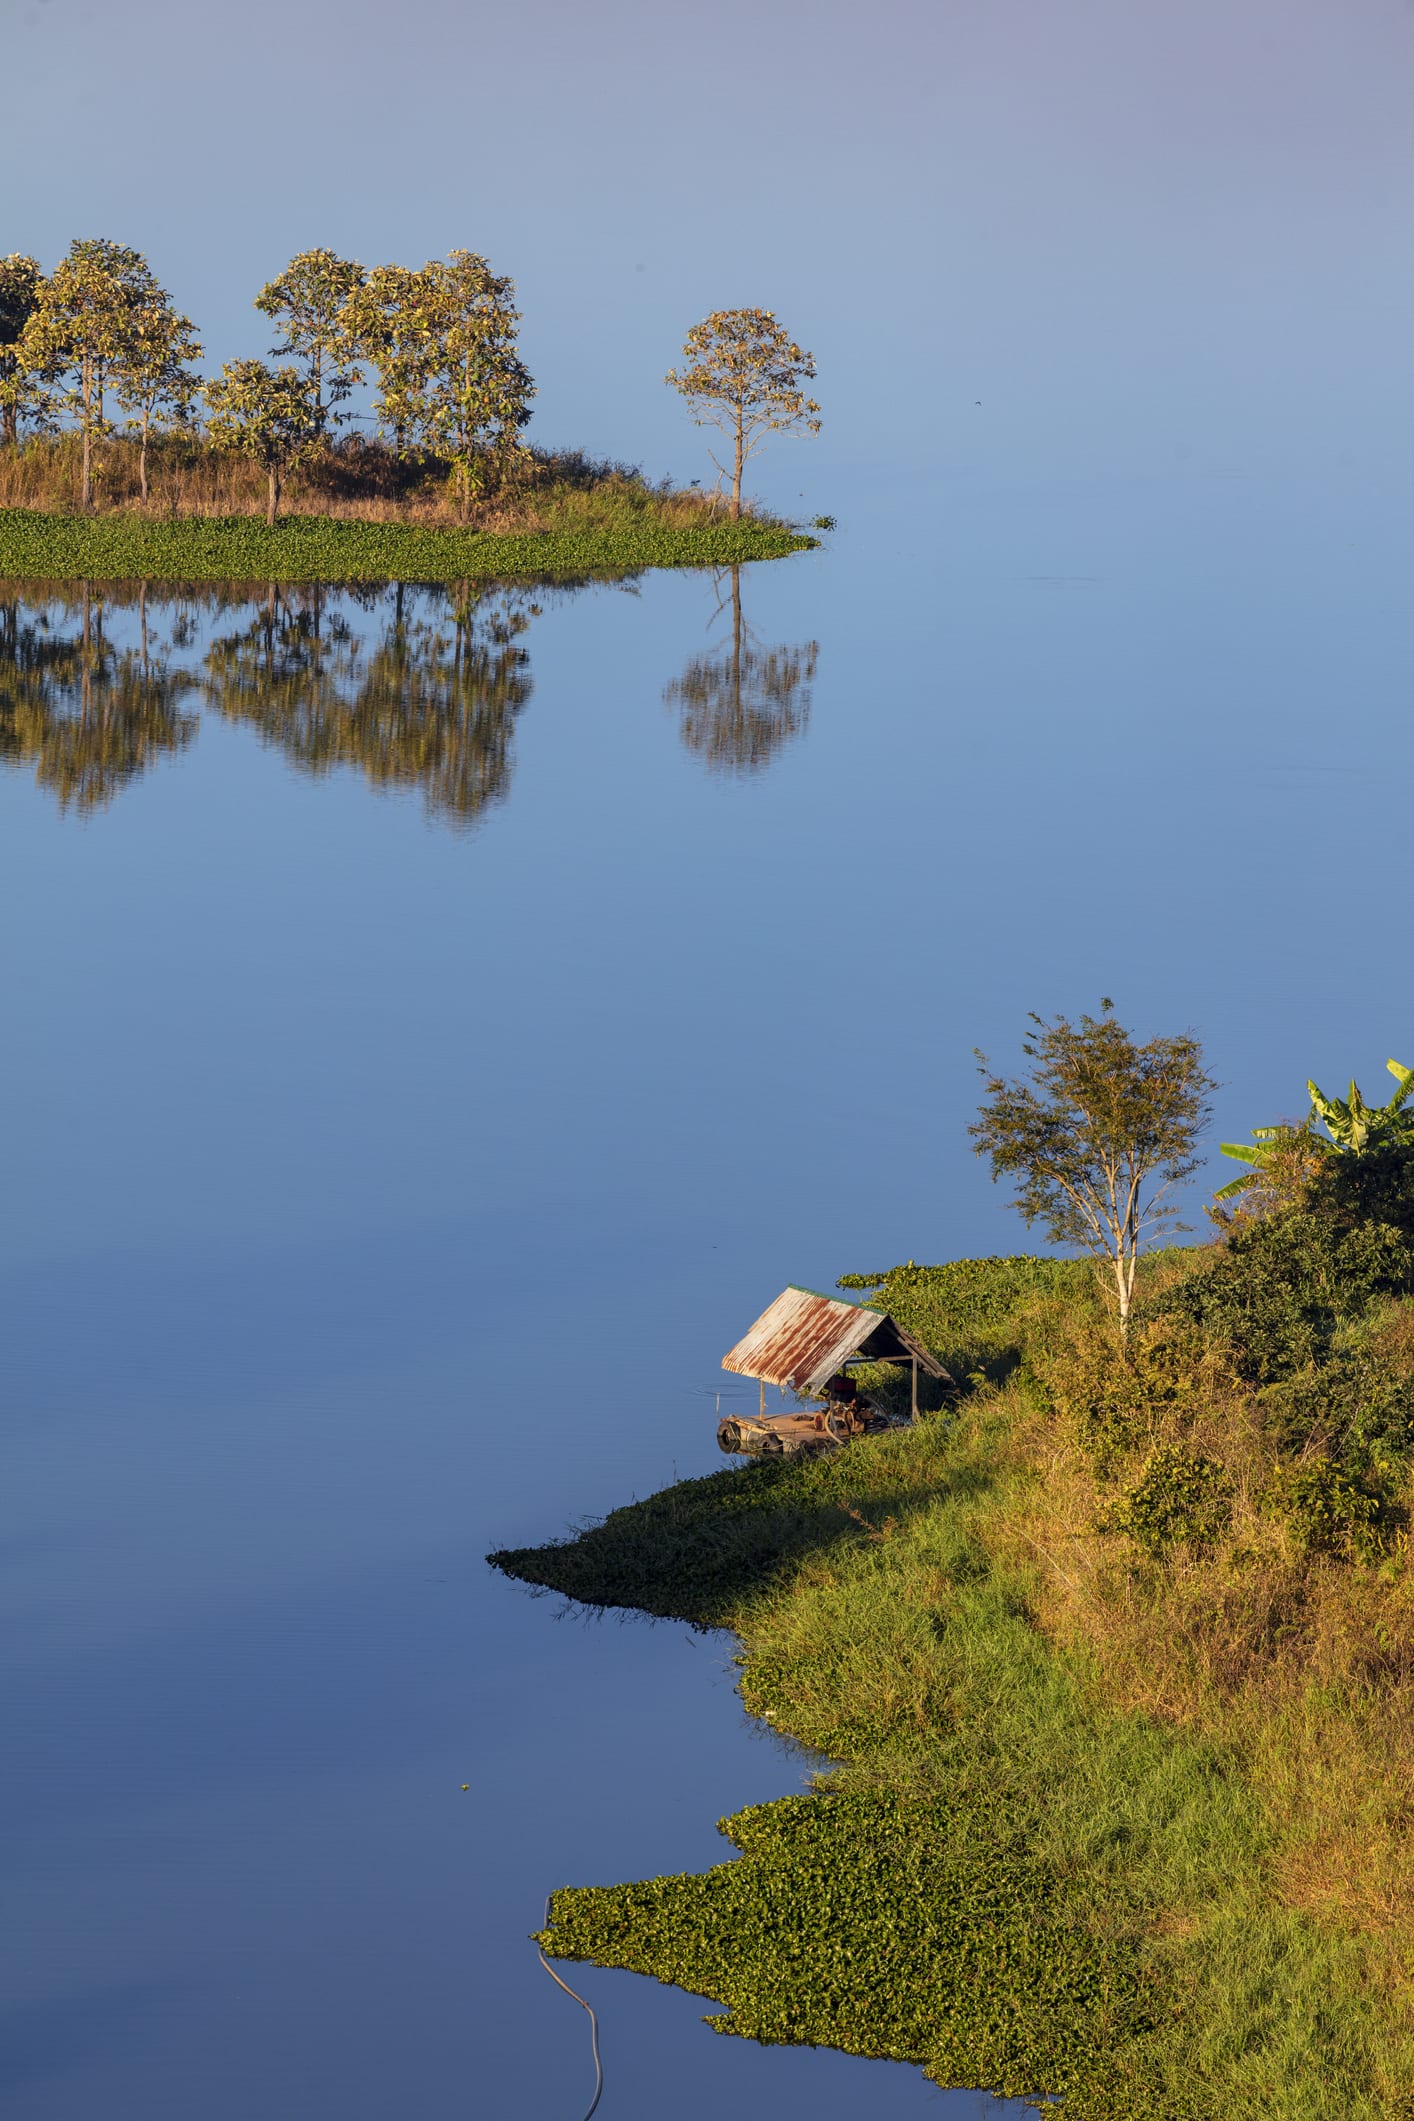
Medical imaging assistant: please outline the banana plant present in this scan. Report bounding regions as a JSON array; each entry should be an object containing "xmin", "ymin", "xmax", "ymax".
[
  {"xmin": 1306, "ymin": 1060, "xmax": 1414, "ymax": 1152},
  {"xmin": 1217, "ymin": 1059, "xmax": 1414, "ymax": 1200}
]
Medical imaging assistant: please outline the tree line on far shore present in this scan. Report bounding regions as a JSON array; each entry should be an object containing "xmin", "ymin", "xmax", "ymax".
[{"xmin": 0, "ymin": 243, "xmax": 821, "ymax": 526}]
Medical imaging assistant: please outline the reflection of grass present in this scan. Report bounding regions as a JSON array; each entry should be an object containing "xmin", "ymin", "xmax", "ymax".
[
  {"xmin": 0, "ymin": 509, "xmax": 814, "ymax": 584},
  {"xmin": 492, "ymin": 1252, "xmax": 1414, "ymax": 2116}
]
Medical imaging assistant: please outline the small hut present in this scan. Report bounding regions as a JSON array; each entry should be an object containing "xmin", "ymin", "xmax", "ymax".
[{"xmin": 717, "ymin": 1286, "xmax": 953, "ymax": 1456}]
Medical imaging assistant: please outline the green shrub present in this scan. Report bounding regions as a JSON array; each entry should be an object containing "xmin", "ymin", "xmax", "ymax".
[
  {"xmin": 1258, "ymin": 1334, "xmax": 1414, "ymax": 1480},
  {"xmin": 1150, "ymin": 1211, "xmax": 1414, "ymax": 1383},
  {"xmin": 1267, "ymin": 1457, "xmax": 1393, "ymax": 1561},
  {"xmin": 1108, "ymin": 1444, "xmax": 1233, "ymax": 1556},
  {"xmin": 1044, "ymin": 1320, "xmax": 1217, "ymax": 1475}
]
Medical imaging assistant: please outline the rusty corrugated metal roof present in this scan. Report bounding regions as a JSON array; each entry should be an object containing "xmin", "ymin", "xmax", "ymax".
[{"xmin": 721, "ymin": 1285, "xmax": 949, "ymax": 1396}]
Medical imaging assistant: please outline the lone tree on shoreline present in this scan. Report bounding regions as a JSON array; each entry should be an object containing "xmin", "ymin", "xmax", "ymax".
[
  {"xmin": 666, "ymin": 308, "xmax": 820, "ymax": 519},
  {"xmin": 969, "ymin": 1001, "xmax": 1216, "ymax": 1333}
]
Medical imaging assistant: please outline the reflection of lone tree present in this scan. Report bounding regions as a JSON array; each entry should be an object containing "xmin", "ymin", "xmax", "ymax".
[
  {"xmin": 0, "ymin": 586, "xmax": 198, "ymax": 810},
  {"xmin": 664, "ymin": 564, "xmax": 817, "ymax": 775},
  {"xmin": 204, "ymin": 583, "xmax": 535, "ymax": 826}
]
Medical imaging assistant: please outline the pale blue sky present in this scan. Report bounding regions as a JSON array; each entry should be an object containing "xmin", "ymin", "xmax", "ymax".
[{"xmin": 9, "ymin": 0, "xmax": 1414, "ymax": 509}]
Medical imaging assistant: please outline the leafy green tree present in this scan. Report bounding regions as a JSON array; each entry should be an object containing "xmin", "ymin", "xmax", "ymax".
[
  {"xmin": 970, "ymin": 1001, "xmax": 1216, "ymax": 1331},
  {"xmin": 666, "ymin": 308, "xmax": 821, "ymax": 519},
  {"xmin": 203, "ymin": 359, "xmax": 321, "ymax": 524},
  {"xmin": 113, "ymin": 295, "xmax": 203, "ymax": 503},
  {"xmin": 254, "ymin": 248, "xmax": 365, "ymax": 437},
  {"xmin": 347, "ymin": 251, "xmax": 534, "ymax": 520},
  {"xmin": 1217, "ymin": 1058, "xmax": 1414, "ymax": 1202},
  {"xmin": 664, "ymin": 564, "xmax": 816, "ymax": 773},
  {"xmin": 0, "ymin": 254, "xmax": 51, "ymax": 448},
  {"xmin": 20, "ymin": 239, "xmax": 161, "ymax": 507}
]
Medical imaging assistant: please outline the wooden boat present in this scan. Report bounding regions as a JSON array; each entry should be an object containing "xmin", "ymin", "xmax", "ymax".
[
  {"xmin": 717, "ymin": 1403, "xmax": 915, "ymax": 1457},
  {"xmin": 717, "ymin": 1408, "xmax": 851, "ymax": 1457}
]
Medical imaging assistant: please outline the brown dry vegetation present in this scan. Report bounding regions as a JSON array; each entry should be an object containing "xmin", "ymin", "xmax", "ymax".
[
  {"xmin": 990, "ymin": 1266, "xmax": 1414, "ymax": 1982},
  {"xmin": 0, "ymin": 432, "xmax": 743, "ymax": 532}
]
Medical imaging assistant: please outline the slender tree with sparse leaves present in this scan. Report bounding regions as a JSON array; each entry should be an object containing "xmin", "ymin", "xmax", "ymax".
[
  {"xmin": 346, "ymin": 251, "xmax": 534, "ymax": 520},
  {"xmin": 970, "ymin": 1001, "xmax": 1216, "ymax": 1332},
  {"xmin": 254, "ymin": 248, "xmax": 365, "ymax": 439},
  {"xmin": 0, "ymin": 254, "xmax": 50, "ymax": 449},
  {"xmin": 113, "ymin": 296, "xmax": 203, "ymax": 503},
  {"xmin": 203, "ymin": 360, "xmax": 321, "ymax": 525},
  {"xmin": 666, "ymin": 309, "xmax": 820, "ymax": 519},
  {"xmin": 21, "ymin": 239, "xmax": 164, "ymax": 508}
]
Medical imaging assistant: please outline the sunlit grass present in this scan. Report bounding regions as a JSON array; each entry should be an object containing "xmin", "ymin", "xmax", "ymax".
[{"xmin": 493, "ymin": 1246, "xmax": 1414, "ymax": 2117}]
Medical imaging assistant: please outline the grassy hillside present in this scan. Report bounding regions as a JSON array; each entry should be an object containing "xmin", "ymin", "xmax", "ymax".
[{"xmin": 492, "ymin": 1156, "xmax": 1414, "ymax": 2116}]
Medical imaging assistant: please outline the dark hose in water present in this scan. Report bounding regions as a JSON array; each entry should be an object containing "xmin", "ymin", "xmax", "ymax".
[{"xmin": 537, "ymin": 1896, "xmax": 604, "ymax": 2120}]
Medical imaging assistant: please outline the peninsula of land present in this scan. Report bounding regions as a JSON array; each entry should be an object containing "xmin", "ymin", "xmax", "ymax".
[{"xmin": 493, "ymin": 1166, "xmax": 1414, "ymax": 2119}]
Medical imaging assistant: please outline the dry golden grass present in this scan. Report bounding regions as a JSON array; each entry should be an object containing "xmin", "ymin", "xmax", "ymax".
[
  {"xmin": 0, "ymin": 433, "xmax": 743, "ymax": 531},
  {"xmin": 979, "ymin": 1274, "xmax": 1414, "ymax": 2003}
]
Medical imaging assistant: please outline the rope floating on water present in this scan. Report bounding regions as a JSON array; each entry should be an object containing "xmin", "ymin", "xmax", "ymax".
[{"xmin": 537, "ymin": 1895, "xmax": 604, "ymax": 2121}]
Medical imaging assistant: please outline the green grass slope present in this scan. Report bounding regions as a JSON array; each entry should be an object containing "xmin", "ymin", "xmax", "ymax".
[{"xmin": 492, "ymin": 1236, "xmax": 1414, "ymax": 2117}]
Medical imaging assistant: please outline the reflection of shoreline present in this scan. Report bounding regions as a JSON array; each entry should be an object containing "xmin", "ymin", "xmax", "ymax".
[
  {"xmin": 0, "ymin": 582, "xmax": 544, "ymax": 827},
  {"xmin": 664, "ymin": 564, "xmax": 818, "ymax": 775}
]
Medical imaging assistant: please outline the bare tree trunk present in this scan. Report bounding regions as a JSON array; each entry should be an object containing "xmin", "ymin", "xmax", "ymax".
[
  {"xmin": 81, "ymin": 356, "xmax": 93, "ymax": 511},
  {"xmin": 731, "ymin": 402, "xmax": 743, "ymax": 521},
  {"xmin": 2, "ymin": 403, "xmax": 16, "ymax": 450},
  {"xmin": 267, "ymin": 465, "xmax": 279, "ymax": 527},
  {"xmin": 139, "ymin": 410, "xmax": 150, "ymax": 505}
]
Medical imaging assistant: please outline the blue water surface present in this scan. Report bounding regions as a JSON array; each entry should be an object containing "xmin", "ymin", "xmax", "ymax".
[{"xmin": 4, "ymin": 461, "xmax": 1410, "ymax": 2119}]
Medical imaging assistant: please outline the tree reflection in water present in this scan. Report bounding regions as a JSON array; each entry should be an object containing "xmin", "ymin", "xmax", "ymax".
[
  {"xmin": 0, "ymin": 585, "xmax": 199, "ymax": 812},
  {"xmin": 664, "ymin": 563, "xmax": 818, "ymax": 774},
  {"xmin": 2, "ymin": 567, "xmax": 818, "ymax": 820},
  {"xmin": 204, "ymin": 582, "xmax": 537, "ymax": 828}
]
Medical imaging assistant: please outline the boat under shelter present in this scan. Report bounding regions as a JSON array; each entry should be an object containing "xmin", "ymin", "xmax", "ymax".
[{"xmin": 717, "ymin": 1285, "xmax": 953, "ymax": 1455}]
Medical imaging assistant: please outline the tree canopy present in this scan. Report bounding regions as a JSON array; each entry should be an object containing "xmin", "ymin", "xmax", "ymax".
[
  {"xmin": 21, "ymin": 239, "xmax": 167, "ymax": 507},
  {"xmin": 255, "ymin": 249, "xmax": 365, "ymax": 436},
  {"xmin": 203, "ymin": 359, "xmax": 322, "ymax": 524},
  {"xmin": 346, "ymin": 251, "xmax": 535, "ymax": 519},
  {"xmin": 970, "ymin": 1001, "xmax": 1216, "ymax": 1328},
  {"xmin": 0, "ymin": 254, "xmax": 49, "ymax": 449},
  {"xmin": 113, "ymin": 295, "xmax": 202, "ymax": 501}
]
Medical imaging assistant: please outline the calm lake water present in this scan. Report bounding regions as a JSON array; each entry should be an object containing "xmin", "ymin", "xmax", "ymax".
[{"xmin": 5, "ymin": 467, "xmax": 1411, "ymax": 2118}]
